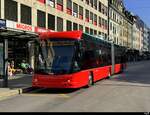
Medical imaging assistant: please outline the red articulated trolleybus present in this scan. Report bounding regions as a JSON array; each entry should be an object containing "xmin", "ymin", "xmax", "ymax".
[{"xmin": 32, "ymin": 31, "xmax": 127, "ymax": 88}]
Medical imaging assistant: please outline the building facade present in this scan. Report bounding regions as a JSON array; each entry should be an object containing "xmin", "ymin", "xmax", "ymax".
[
  {"xmin": 132, "ymin": 16, "xmax": 141, "ymax": 51},
  {"xmin": 108, "ymin": 0, "xmax": 134, "ymax": 49},
  {"xmin": 136, "ymin": 16, "xmax": 144, "ymax": 52},
  {"xmin": 0, "ymin": 0, "xmax": 109, "ymax": 37},
  {"xmin": 143, "ymin": 23, "xmax": 149, "ymax": 52},
  {"xmin": 0, "ymin": 0, "xmax": 109, "ymax": 71},
  {"xmin": 108, "ymin": 0, "xmax": 123, "ymax": 45},
  {"xmin": 148, "ymin": 29, "xmax": 150, "ymax": 52}
]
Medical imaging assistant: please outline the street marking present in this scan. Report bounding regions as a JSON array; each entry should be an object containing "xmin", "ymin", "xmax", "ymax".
[
  {"xmin": 59, "ymin": 94, "xmax": 70, "ymax": 98},
  {"xmin": 22, "ymin": 93, "xmax": 54, "ymax": 97}
]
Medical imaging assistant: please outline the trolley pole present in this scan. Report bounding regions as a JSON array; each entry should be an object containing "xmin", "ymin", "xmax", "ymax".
[
  {"xmin": 2, "ymin": 39, "xmax": 8, "ymax": 88},
  {"xmin": 111, "ymin": 41, "xmax": 115, "ymax": 75}
]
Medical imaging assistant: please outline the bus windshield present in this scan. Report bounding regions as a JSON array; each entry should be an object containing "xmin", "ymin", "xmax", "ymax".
[{"xmin": 35, "ymin": 40, "xmax": 76, "ymax": 75}]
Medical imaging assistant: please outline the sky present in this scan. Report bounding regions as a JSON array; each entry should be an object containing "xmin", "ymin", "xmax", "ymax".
[{"xmin": 124, "ymin": 0, "xmax": 150, "ymax": 27}]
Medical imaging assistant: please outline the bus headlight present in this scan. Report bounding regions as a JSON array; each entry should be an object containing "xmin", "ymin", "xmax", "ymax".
[
  {"xmin": 67, "ymin": 80, "xmax": 71, "ymax": 83},
  {"xmin": 34, "ymin": 79, "xmax": 38, "ymax": 83}
]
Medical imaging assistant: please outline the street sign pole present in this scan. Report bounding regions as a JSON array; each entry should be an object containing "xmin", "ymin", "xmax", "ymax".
[
  {"xmin": 3, "ymin": 39, "xmax": 8, "ymax": 88},
  {"xmin": 111, "ymin": 41, "xmax": 115, "ymax": 75},
  {"xmin": 108, "ymin": 0, "xmax": 115, "ymax": 75}
]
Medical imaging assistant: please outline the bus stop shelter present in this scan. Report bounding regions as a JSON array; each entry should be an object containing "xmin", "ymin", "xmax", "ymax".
[{"xmin": 0, "ymin": 19, "xmax": 38, "ymax": 88}]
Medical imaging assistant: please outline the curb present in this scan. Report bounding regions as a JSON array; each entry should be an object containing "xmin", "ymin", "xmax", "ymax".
[
  {"xmin": 18, "ymin": 87, "xmax": 34, "ymax": 94},
  {"xmin": 18, "ymin": 86, "xmax": 43, "ymax": 94},
  {"xmin": 0, "ymin": 89, "xmax": 19, "ymax": 101},
  {"xmin": 0, "ymin": 87, "xmax": 34, "ymax": 101}
]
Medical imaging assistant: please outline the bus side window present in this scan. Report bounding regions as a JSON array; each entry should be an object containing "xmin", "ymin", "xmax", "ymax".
[
  {"xmin": 72, "ymin": 61, "xmax": 80, "ymax": 72},
  {"xmin": 72, "ymin": 46, "xmax": 82, "ymax": 72}
]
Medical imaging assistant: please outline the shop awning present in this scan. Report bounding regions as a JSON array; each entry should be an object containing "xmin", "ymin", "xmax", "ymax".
[{"xmin": 0, "ymin": 28, "xmax": 38, "ymax": 40}]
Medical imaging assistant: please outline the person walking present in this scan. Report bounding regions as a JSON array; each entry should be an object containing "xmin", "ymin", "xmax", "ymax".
[{"xmin": 20, "ymin": 60, "xmax": 33, "ymax": 74}]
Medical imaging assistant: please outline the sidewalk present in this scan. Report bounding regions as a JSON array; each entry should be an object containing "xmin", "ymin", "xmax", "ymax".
[{"xmin": 0, "ymin": 74, "xmax": 33, "ymax": 101}]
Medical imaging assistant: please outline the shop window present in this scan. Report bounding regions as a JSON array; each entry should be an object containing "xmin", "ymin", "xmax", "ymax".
[
  {"xmin": 66, "ymin": 20, "xmax": 72, "ymax": 31},
  {"xmin": 99, "ymin": 17, "xmax": 102, "ymax": 27},
  {"xmin": 94, "ymin": 0, "xmax": 97, "ymax": 10},
  {"xmin": 57, "ymin": 17, "xmax": 63, "ymax": 31},
  {"xmin": 73, "ymin": 3, "xmax": 78, "ymax": 18},
  {"xmin": 105, "ymin": 20, "xmax": 108, "ymax": 30},
  {"xmin": 98, "ymin": 31, "xmax": 102, "ymax": 37},
  {"xmin": 90, "ymin": 0, "xmax": 94, "ymax": 7},
  {"xmin": 102, "ymin": 18, "xmax": 105, "ymax": 29},
  {"xmin": 79, "ymin": 25, "xmax": 83, "ymax": 31},
  {"xmin": 67, "ymin": 0, "xmax": 72, "ymax": 15},
  {"xmin": 5, "ymin": 0, "xmax": 18, "ymax": 22},
  {"xmin": 47, "ymin": 0, "xmax": 55, "ymax": 8},
  {"xmin": 109, "ymin": 9, "xmax": 112, "ymax": 18},
  {"xmin": 38, "ymin": 0, "xmax": 46, "ymax": 4},
  {"xmin": 90, "ymin": 12, "xmax": 93, "ymax": 24},
  {"xmin": 37, "ymin": 10, "xmax": 46, "ymax": 28},
  {"xmin": 79, "ymin": 6, "xmax": 83, "ymax": 20},
  {"xmin": 105, "ymin": 7, "xmax": 108, "ymax": 16},
  {"xmin": 73, "ymin": 23, "xmax": 78, "ymax": 30},
  {"xmin": 57, "ymin": 0, "xmax": 63, "ymax": 11},
  {"xmin": 21, "ymin": 4, "xmax": 32, "ymax": 25},
  {"xmin": 94, "ymin": 30, "xmax": 97, "ymax": 35},
  {"xmin": 102, "ymin": 32, "xmax": 105, "ymax": 38},
  {"xmin": 94, "ymin": 14, "xmax": 97, "ymax": 26},
  {"xmin": 101, "ymin": 4, "xmax": 105, "ymax": 15},
  {"xmin": 90, "ymin": 28, "xmax": 93, "ymax": 35},
  {"xmin": 48, "ymin": 14, "xmax": 55, "ymax": 30},
  {"xmin": 110, "ymin": 22, "xmax": 112, "ymax": 31},
  {"xmin": 98, "ymin": 1, "xmax": 101, "ymax": 12},
  {"xmin": 85, "ymin": 0, "xmax": 89, "ymax": 5},
  {"xmin": 85, "ymin": 27, "xmax": 89, "ymax": 33},
  {"xmin": 85, "ymin": 9, "xmax": 89, "ymax": 22}
]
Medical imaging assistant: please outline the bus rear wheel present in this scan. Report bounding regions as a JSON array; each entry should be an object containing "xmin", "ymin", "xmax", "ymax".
[
  {"xmin": 87, "ymin": 73, "xmax": 94, "ymax": 87},
  {"xmin": 106, "ymin": 71, "xmax": 111, "ymax": 79}
]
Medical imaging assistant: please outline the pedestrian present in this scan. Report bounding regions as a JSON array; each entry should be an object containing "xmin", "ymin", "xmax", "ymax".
[
  {"xmin": 20, "ymin": 60, "xmax": 33, "ymax": 74},
  {"xmin": 20, "ymin": 60, "xmax": 28, "ymax": 73},
  {"xmin": 8, "ymin": 62, "xmax": 15, "ymax": 77}
]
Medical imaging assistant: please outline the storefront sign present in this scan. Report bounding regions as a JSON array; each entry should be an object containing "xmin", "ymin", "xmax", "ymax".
[
  {"xmin": 35, "ymin": 27, "xmax": 53, "ymax": 33},
  {"xmin": 16, "ymin": 23, "xmax": 34, "ymax": 32},
  {"xmin": 35, "ymin": 27, "xmax": 48, "ymax": 33},
  {"xmin": 6, "ymin": 20, "xmax": 34, "ymax": 32},
  {"xmin": 0, "ymin": 19, "xmax": 6, "ymax": 29},
  {"xmin": 6, "ymin": 20, "xmax": 15, "ymax": 28},
  {"xmin": 6, "ymin": 20, "xmax": 54, "ymax": 34}
]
